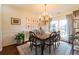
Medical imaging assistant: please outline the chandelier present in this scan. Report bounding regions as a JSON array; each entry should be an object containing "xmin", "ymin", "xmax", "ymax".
[{"xmin": 39, "ymin": 4, "xmax": 52, "ymax": 24}]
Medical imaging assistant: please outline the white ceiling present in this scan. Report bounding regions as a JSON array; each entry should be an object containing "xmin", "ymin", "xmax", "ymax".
[{"xmin": 9, "ymin": 4, "xmax": 79, "ymax": 16}]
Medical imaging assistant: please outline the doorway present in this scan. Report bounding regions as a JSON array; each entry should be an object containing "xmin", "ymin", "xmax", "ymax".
[{"xmin": 50, "ymin": 19, "xmax": 69, "ymax": 42}]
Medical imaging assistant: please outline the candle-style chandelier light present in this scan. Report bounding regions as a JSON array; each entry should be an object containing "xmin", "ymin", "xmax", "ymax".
[{"xmin": 39, "ymin": 4, "xmax": 52, "ymax": 25}]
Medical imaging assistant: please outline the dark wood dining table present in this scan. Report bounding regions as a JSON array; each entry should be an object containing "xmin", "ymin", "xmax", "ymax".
[{"xmin": 36, "ymin": 32, "xmax": 50, "ymax": 55}]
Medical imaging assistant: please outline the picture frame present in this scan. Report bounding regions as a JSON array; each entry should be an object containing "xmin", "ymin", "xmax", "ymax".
[{"xmin": 11, "ymin": 17, "xmax": 21, "ymax": 25}]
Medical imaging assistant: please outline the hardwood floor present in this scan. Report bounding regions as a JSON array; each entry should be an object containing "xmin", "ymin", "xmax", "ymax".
[
  {"xmin": 0, "ymin": 41, "xmax": 72, "ymax": 55},
  {"xmin": 0, "ymin": 41, "xmax": 28, "ymax": 55},
  {"xmin": 0, "ymin": 44, "xmax": 19, "ymax": 55}
]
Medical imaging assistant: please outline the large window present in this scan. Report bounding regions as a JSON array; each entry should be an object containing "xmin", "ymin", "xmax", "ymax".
[
  {"xmin": 50, "ymin": 18, "xmax": 69, "ymax": 41},
  {"xmin": 50, "ymin": 20, "xmax": 58, "ymax": 32}
]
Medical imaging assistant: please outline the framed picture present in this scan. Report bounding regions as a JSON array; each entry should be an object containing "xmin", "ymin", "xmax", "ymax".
[{"xmin": 11, "ymin": 17, "xmax": 21, "ymax": 25}]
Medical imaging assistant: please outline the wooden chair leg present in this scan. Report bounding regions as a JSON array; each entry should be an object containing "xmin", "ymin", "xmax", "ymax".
[
  {"xmin": 35, "ymin": 46, "xmax": 37, "ymax": 55},
  {"xmin": 57, "ymin": 41, "xmax": 60, "ymax": 47},
  {"xmin": 53, "ymin": 44, "xmax": 54, "ymax": 49},
  {"xmin": 31, "ymin": 46, "xmax": 32, "ymax": 51},
  {"xmin": 55, "ymin": 42, "xmax": 56, "ymax": 48},
  {"xmin": 49, "ymin": 46, "xmax": 51, "ymax": 54},
  {"xmin": 55, "ymin": 42, "xmax": 60, "ymax": 49},
  {"xmin": 53, "ymin": 44, "xmax": 55, "ymax": 54},
  {"xmin": 30, "ymin": 43, "xmax": 33, "ymax": 51},
  {"xmin": 72, "ymin": 45, "xmax": 74, "ymax": 55}
]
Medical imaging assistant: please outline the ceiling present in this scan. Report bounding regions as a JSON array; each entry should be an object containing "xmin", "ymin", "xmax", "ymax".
[{"xmin": 8, "ymin": 4, "xmax": 79, "ymax": 16}]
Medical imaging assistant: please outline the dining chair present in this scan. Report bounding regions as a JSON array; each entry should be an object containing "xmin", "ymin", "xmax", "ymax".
[
  {"xmin": 29, "ymin": 31, "xmax": 41, "ymax": 55},
  {"xmin": 45, "ymin": 32, "xmax": 55, "ymax": 54},
  {"xmin": 53, "ymin": 31, "xmax": 60, "ymax": 49}
]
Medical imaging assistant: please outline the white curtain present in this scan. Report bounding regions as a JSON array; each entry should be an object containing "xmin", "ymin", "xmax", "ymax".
[{"xmin": 66, "ymin": 14, "xmax": 74, "ymax": 36}]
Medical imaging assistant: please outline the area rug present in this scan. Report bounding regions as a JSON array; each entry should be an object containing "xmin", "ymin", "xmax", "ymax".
[{"xmin": 17, "ymin": 41, "xmax": 72, "ymax": 55}]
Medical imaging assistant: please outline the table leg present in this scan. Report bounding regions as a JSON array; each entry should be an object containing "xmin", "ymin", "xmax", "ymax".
[
  {"xmin": 41, "ymin": 41, "xmax": 45, "ymax": 55},
  {"xmin": 72, "ymin": 43, "xmax": 74, "ymax": 55}
]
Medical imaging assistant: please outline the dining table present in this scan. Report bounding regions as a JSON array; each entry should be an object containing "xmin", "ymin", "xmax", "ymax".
[{"xmin": 36, "ymin": 32, "xmax": 50, "ymax": 55}]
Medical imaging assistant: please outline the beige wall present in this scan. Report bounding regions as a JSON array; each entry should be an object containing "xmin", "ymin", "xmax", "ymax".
[
  {"xmin": 0, "ymin": 5, "xmax": 2, "ymax": 51},
  {"xmin": 2, "ymin": 5, "xmax": 45, "ymax": 46},
  {"xmin": 2, "ymin": 5, "xmax": 28, "ymax": 46}
]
